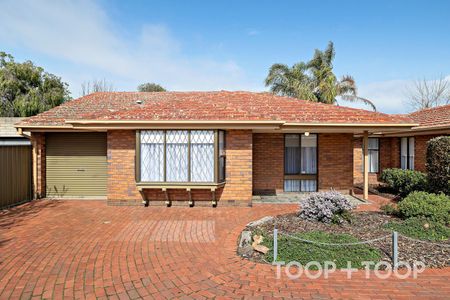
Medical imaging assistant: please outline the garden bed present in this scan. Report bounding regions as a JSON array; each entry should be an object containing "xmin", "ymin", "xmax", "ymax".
[{"xmin": 243, "ymin": 211, "xmax": 449, "ymax": 269}]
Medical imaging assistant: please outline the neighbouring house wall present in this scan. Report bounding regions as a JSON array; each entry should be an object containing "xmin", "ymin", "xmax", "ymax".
[
  {"xmin": 31, "ymin": 132, "xmax": 46, "ymax": 198},
  {"xmin": 252, "ymin": 133, "xmax": 284, "ymax": 194},
  {"xmin": 318, "ymin": 133, "xmax": 353, "ymax": 192},
  {"xmin": 107, "ymin": 129, "xmax": 253, "ymax": 206}
]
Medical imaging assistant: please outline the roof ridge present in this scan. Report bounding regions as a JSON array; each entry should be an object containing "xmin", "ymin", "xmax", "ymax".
[{"xmin": 409, "ymin": 103, "xmax": 450, "ymax": 115}]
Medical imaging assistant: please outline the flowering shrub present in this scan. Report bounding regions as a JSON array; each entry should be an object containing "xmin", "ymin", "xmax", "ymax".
[{"xmin": 299, "ymin": 191, "xmax": 354, "ymax": 223}]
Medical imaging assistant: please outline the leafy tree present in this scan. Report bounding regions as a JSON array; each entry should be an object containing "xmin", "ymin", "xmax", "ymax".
[
  {"xmin": 137, "ymin": 82, "xmax": 166, "ymax": 92},
  {"xmin": 0, "ymin": 52, "xmax": 70, "ymax": 117},
  {"xmin": 265, "ymin": 42, "xmax": 376, "ymax": 111}
]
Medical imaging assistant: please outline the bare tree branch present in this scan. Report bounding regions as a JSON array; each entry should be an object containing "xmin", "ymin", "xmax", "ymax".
[
  {"xmin": 406, "ymin": 75, "xmax": 450, "ymax": 110},
  {"xmin": 81, "ymin": 79, "xmax": 115, "ymax": 96}
]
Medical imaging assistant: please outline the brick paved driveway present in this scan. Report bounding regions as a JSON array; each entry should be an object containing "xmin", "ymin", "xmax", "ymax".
[{"xmin": 0, "ymin": 200, "xmax": 449, "ymax": 299}]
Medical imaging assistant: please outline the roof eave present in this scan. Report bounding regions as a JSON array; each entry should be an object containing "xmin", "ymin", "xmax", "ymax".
[
  {"xmin": 15, "ymin": 120, "xmax": 419, "ymax": 132},
  {"xmin": 382, "ymin": 124, "xmax": 450, "ymax": 137}
]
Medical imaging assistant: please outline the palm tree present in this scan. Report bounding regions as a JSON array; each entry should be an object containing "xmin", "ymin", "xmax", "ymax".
[{"xmin": 265, "ymin": 42, "xmax": 376, "ymax": 111}]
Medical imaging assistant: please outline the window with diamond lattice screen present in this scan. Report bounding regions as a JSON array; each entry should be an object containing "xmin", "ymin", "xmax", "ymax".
[{"xmin": 139, "ymin": 130, "xmax": 224, "ymax": 183}]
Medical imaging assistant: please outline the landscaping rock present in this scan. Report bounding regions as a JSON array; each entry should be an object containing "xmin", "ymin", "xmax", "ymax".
[
  {"xmin": 251, "ymin": 234, "xmax": 269, "ymax": 254},
  {"xmin": 253, "ymin": 244, "xmax": 269, "ymax": 254},
  {"xmin": 239, "ymin": 231, "xmax": 252, "ymax": 248},
  {"xmin": 246, "ymin": 216, "xmax": 273, "ymax": 227},
  {"xmin": 238, "ymin": 245, "xmax": 254, "ymax": 257},
  {"xmin": 252, "ymin": 234, "xmax": 263, "ymax": 245},
  {"xmin": 237, "ymin": 231, "xmax": 255, "ymax": 257}
]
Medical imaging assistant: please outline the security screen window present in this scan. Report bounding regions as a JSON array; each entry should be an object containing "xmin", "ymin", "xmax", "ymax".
[{"xmin": 139, "ymin": 130, "xmax": 225, "ymax": 183}]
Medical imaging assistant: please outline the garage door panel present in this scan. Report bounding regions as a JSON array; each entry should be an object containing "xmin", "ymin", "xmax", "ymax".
[{"xmin": 46, "ymin": 133, "xmax": 107, "ymax": 198}]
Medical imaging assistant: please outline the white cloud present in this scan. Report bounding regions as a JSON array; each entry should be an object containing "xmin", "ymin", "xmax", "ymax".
[
  {"xmin": 349, "ymin": 75, "xmax": 450, "ymax": 114},
  {"xmin": 356, "ymin": 79, "xmax": 411, "ymax": 113},
  {"xmin": 0, "ymin": 0, "xmax": 261, "ymax": 97},
  {"xmin": 246, "ymin": 29, "xmax": 260, "ymax": 36}
]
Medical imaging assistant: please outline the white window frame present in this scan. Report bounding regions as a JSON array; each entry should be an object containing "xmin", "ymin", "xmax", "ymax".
[{"xmin": 137, "ymin": 130, "xmax": 225, "ymax": 184}]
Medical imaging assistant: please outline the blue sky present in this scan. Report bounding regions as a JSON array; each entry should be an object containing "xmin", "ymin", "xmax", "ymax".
[{"xmin": 1, "ymin": 0, "xmax": 449, "ymax": 113}]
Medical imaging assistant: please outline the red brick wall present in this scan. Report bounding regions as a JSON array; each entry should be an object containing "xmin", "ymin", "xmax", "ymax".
[
  {"xmin": 220, "ymin": 130, "xmax": 253, "ymax": 204},
  {"xmin": 253, "ymin": 133, "xmax": 356, "ymax": 194},
  {"xmin": 318, "ymin": 133, "xmax": 353, "ymax": 192},
  {"xmin": 253, "ymin": 133, "xmax": 284, "ymax": 194},
  {"xmin": 107, "ymin": 130, "xmax": 140, "ymax": 204},
  {"xmin": 107, "ymin": 129, "xmax": 253, "ymax": 206},
  {"xmin": 352, "ymin": 134, "xmax": 445, "ymax": 186},
  {"xmin": 381, "ymin": 135, "xmax": 442, "ymax": 174},
  {"xmin": 31, "ymin": 132, "xmax": 46, "ymax": 198},
  {"xmin": 390, "ymin": 138, "xmax": 400, "ymax": 169},
  {"xmin": 414, "ymin": 135, "xmax": 441, "ymax": 172}
]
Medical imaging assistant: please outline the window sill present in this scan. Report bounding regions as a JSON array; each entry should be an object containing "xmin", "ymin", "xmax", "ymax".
[
  {"xmin": 284, "ymin": 174, "xmax": 317, "ymax": 180},
  {"xmin": 136, "ymin": 182, "xmax": 225, "ymax": 191}
]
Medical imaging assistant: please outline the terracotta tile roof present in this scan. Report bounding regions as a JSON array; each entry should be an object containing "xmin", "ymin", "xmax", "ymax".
[
  {"xmin": 407, "ymin": 104, "xmax": 450, "ymax": 130},
  {"xmin": 17, "ymin": 91, "xmax": 414, "ymax": 127}
]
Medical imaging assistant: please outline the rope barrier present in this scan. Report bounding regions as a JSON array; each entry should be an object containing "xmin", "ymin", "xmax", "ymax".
[
  {"xmin": 277, "ymin": 231, "xmax": 450, "ymax": 248},
  {"xmin": 279, "ymin": 232, "xmax": 391, "ymax": 246},
  {"xmin": 397, "ymin": 234, "xmax": 450, "ymax": 248}
]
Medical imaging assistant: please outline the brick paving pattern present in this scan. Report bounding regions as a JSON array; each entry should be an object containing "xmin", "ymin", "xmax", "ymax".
[{"xmin": 0, "ymin": 198, "xmax": 449, "ymax": 299}]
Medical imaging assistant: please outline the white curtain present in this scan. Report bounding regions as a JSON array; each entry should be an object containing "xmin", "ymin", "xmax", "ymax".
[
  {"xmin": 190, "ymin": 130, "xmax": 214, "ymax": 182},
  {"xmin": 369, "ymin": 150, "xmax": 379, "ymax": 172},
  {"xmin": 301, "ymin": 180, "xmax": 317, "ymax": 192},
  {"xmin": 301, "ymin": 134, "xmax": 317, "ymax": 174},
  {"xmin": 166, "ymin": 130, "xmax": 188, "ymax": 182},
  {"xmin": 284, "ymin": 179, "xmax": 300, "ymax": 192},
  {"xmin": 401, "ymin": 137, "xmax": 408, "ymax": 169},
  {"xmin": 361, "ymin": 138, "xmax": 379, "ymax": 173},
  {"xmin": 141, "ymin": 131, "xmax": 164, "ymax": 181},
  {"xmin": 284, "ymin": 179, "xmax": 317, "ymax": 192},
  {"xmin": 285, "ymin": 134, "xmax": 300, "ymax": 174}
]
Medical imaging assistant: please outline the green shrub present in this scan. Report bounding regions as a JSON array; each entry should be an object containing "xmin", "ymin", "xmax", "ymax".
[
  {"xmin": 380, "ymin": 168, "xmax": 427, "ymax": 197},
  {"xmin": 380, "ymin": 204, "xmax": 398, "ymax": 216},
  {"xmin": 397, "ymin": 191, "xmax": 450, "ymax": 224},
  {"xmin": 426, "ymin": 136, "xmax": 450, "ymax": 195},
  {"xmin": 385, "ymin": 217, "xmax": 450, "ymax": 241}
]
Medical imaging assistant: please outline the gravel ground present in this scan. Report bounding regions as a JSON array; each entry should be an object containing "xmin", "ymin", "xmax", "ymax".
[{"xmin": 247, "ymin": 211, "xmax": 449, "ymax": 268}]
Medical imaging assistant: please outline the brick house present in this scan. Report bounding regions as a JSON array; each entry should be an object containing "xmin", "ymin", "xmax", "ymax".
[
  {"xmin": 353, "ymin": 104, "xmax": 450, "ymax": 186},
  {"xmin": 16, "ymin": 91, "xmax": 425, "ymax": 206}
]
